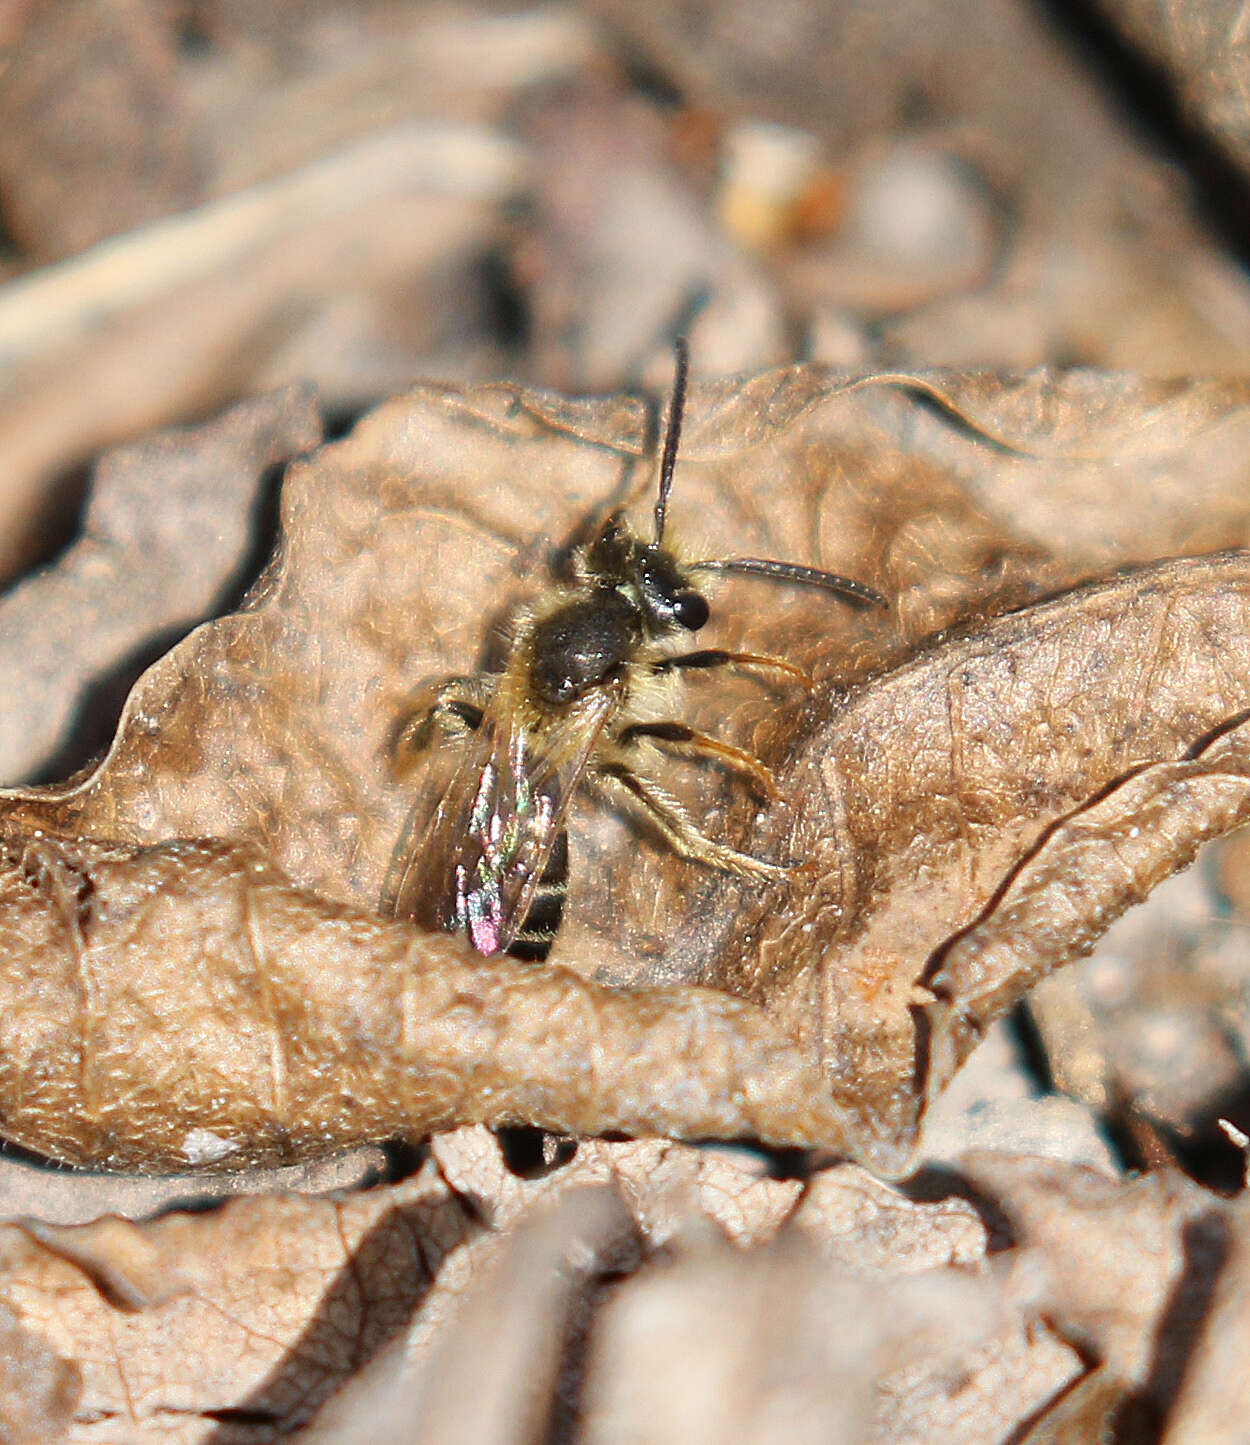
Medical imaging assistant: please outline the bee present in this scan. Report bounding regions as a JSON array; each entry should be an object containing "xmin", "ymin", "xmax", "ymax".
[{"xmin": 383, "ymin": 340, "xmax": 886, "ymax": 962}]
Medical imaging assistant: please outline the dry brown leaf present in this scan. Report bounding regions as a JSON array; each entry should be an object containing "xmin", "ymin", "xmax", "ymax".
[
  {"xmin": 12, "ymin": 10, "xmax": 1250, "ymax": 1441},
  {"xmin": 0, "ymin": 1129, "xmax": 1033, "ymax": 1443},
  {"xmin": 0, "ymin": 1298, "xmax": 81, "ymax": 1444},
  {"xmin": 917, "ymin": 622, "xmax": 1250, "ymax": 1139},
  {"xmin": 2, "ymin": 367, "xmax": 1250, "ymax": 1168},
  {"xmin": 1160, "ymin": 1194, "xmax": 1250, "ymax": 1444},
  {"xmin": 578, "ymin": 1223, "xmax": 1018, "ymax": 1445},
  {"xmin": 790, "ymin": 1164, "xmax": 987, "ymax": 1275},
  {"xmin": 0, "ymin": 385, "xmax": 321, "ymax": 784},
  {"xmin": 430, "ymin": 1128, "xmax": 807, "ymax": 1251},
  {"xmin": 960, "ymin": 1154, "xmax": 1220, "ymax": 1394},
  {"xmin": 0, "ymin": 835, "xmax": 851, "ymax": 1169},
  {"xmin": 432, "ymin": 1128, "xmax": 993, "ymax": 1272},
  {"xmin": 295, "ymin": 1144, "xmax": 1088, "ymax": 1445},
  {"xmin": 737, "ymin": 552, "xmax": 1250, "ymax": 1170},
  {"xmin": 0, "ymin": 1161, "xmax": 475, "ymax": 1442}
]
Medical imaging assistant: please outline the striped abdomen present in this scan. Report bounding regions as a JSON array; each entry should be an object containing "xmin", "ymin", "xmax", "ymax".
[{"xmin": 506, "ymin": 829, "xmax": 568, "ymax": 962}]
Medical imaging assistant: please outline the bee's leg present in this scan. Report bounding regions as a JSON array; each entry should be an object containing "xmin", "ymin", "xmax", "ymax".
[
  {"xmin": 614, "ymin": 720, "xmax": 778, "ymax": 799},
  {"xmin": 653, "ymin": 648, "xmax": 811, "ymax": 689},
  {"xmin": 392, "ymin": 676, "xmax": 493, "ymax": 775},
  {"xmin": 592, "ymin": 760, "xmax": 787, "ymax": 881}
]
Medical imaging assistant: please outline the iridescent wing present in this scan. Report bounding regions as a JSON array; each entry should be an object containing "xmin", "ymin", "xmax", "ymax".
[{"xmin": 385, "ymin": 666, "xmax": 621, "ymax": 956}]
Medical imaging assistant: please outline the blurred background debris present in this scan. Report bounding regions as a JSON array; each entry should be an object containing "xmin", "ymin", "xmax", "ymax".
[{"xmin": 7, "ymin": 0, "xmax": 1250, "ymax": 582}]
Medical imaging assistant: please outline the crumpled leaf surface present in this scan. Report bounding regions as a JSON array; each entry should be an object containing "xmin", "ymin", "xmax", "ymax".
[
  {"xmin": 0, "ymin": 384, "xmax": 321, "ymax": 784},
  {"xmin": 0, "ymin": 1156, "xmax": 477, "ymax": 1442},
  {"xmin": 962, "ymin": 1152, "xmax": 1237, "ymax": 1438},
  {"xmin": 4, "ymin": 367, "xmax": 1250, "ymax": 1170},
  {"xmin": 0, "ymin": 1130, "xmax": 1083, "ymax": 1444},
  {"xmin": 925, "ymin": 702, "xmax": 1250, "ymax": 1093},
  {"xmin": 299, "ymin": 1145, "xmax": 1083, "ymax": 1445},
  {"xmin": 26, "ymin": 1138, "xmax": 1246, "ymax": 1444},
  {"xmin": 0, "ymin": 1111, "xmax": 1225, "ymax": 1444},
  {"xmin": 10, "ymin": 4, "xmax": 1250, "ymax": 1440},
  {"xmin": 0, "ymin": 835, "xmax": 848, "ymax": 1170}
]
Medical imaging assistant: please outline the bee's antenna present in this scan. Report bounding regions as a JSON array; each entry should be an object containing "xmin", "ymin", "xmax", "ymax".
[
  {"xmin": 692, "ymin": 557, "xmax": 888, "ymax": 610},
  {"xmin": 654, "ymin": 336, "xmax": 689, "ymax": 544}
]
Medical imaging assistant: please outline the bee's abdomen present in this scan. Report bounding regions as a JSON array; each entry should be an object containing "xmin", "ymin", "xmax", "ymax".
[{"xmin": 507, "ymin": 830, "xmax": 569, "ymax": 963}]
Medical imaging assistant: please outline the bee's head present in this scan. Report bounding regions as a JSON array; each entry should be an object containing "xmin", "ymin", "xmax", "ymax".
[
  {"xmin": 582, "ymin": 515, "xmax": 711, "ymax": 634},
  {"xmin": 572, "ymin": 337, "xmax": 711, "ymax": 635},
  {"xmin": 573, "ymin": 339, "xmax": 885, "ymax": 643}
]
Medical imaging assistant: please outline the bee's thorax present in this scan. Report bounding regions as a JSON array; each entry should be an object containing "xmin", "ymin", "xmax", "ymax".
[
  {"xmin": 530, "ymin": 519, "xmax": 714, "ymax": 706},
  {"xmin": 527, "ymin": 589, "xmax": 643, "ymax": 706}
]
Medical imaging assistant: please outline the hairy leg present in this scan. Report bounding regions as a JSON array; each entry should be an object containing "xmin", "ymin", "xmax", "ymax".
[
  {"xmin": 592, "ymin": 759, "xmax": 787, "ymax": 881},
  {"xmin": 652, "ymin": 648, "xmax": 811, "ymax": 689},
  {"xmin": 614, "ymin": 719, "xmax": 778, "ymax": 799}
]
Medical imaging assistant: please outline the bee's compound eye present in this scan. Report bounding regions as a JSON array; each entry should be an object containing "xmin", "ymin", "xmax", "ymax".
[{"xmin": 673, "ymin": 591, "xmax": 710, "ymax": 630}]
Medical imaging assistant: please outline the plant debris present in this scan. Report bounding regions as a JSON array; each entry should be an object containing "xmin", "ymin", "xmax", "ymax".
[
  {"xmin": 1, "ymin": 371, "xmax": 1250, "ymax": 1176},
  {"xmin": 5, "ymin": 2, "xmax": 1250, "ymax": 1438}
]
